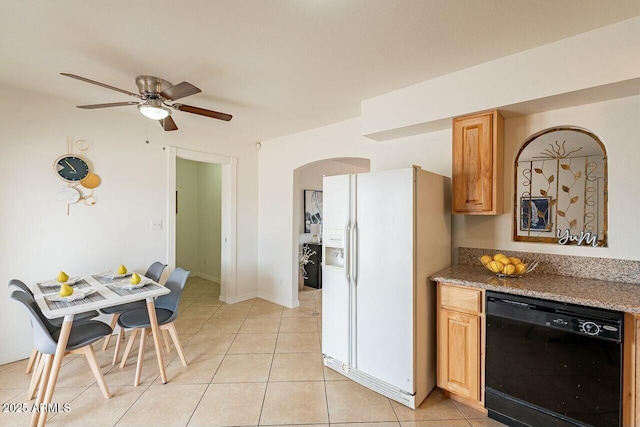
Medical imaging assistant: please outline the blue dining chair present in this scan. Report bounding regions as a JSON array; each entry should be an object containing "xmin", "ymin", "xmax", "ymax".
[
  {"xmin": 117, "ymin": 268, "xmax": 190, "ymax": 386},
  {"xmin": 101, "ymin": 262, "xmax": 167, "ymax": 365},
  {"xmin": 8, "ymin": 279, "xmax": 99, "ymax": 376},
  {"xmin": 9, "ymin": 290, "xmax": 113, "ymax": 400}
]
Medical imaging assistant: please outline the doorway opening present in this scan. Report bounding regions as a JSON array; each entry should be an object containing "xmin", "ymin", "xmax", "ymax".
[
  {"xmin": 176, "ymin": 158, "xmax": 222, "ymax": 290},
  {"xmin": 292, "ymin": 157, "xmax": 370, "ymax": 304},
  {"xmin": 167, "ymin": 147, "xmax": 237, "ymax": 303}
]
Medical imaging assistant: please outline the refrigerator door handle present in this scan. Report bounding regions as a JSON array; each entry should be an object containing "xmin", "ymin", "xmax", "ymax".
[
  {"xmin": 352, "ymin": 222, "xmax": 358, "ymax": 286},
  {"xmin": 344, "ymin": 221, "xmax": 351, "ymax": 283}
]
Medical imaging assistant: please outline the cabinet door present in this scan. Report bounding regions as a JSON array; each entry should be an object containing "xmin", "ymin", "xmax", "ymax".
[
  {"xmin": 452, "ymin": 111, "xmax": 503, "ymax": 214},
  {"xmin": 437, "ymin": 308, "xmax": 480, "ymax": 401},
  {"xmin": 303, "ymin": 244, "xmax": 322, "ymax": 288}
]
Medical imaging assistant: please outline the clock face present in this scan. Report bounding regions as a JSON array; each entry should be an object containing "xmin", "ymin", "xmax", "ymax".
[{"xmin": 55, "ymin": 155, "xmax": 89, "ymax": 182}]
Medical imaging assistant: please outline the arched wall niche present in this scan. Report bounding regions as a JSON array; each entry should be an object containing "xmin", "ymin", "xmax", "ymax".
[{"xmin": 513, "ymin": 126, "xmax": 607, "ymax": 247}]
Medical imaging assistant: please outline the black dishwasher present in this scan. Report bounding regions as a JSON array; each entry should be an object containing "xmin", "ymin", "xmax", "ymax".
[{"xmin": 486, "ymin": 291, "xmax": 623, "ymax": 427}]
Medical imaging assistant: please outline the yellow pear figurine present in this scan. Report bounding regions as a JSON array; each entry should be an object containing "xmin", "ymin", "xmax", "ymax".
[
  {"xmin": 59, "ymin": 283, "xmax": 74, "ymax": 297},
  {"xmin": 117, "ymin": 264, "xmax": 127, "ymax": 275},
  {"xmin": 130, "ymin": 273, "xmax": 141, "ymax": 285},
  {"xmin": 514, "ymin": 263, "xmax": 527, "ymax": 275},
  {"xmin": 503, "ymin": 264, "xmax": 516, "ymax": 276},
  {"xmin": 57, "ymin": 271, "xmax": 69, "ymax": 283}
]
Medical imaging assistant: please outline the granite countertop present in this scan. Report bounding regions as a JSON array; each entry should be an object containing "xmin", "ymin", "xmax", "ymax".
[{"xmin": 431, "ymin": 265, "xmax": 640, "ymax": 314}]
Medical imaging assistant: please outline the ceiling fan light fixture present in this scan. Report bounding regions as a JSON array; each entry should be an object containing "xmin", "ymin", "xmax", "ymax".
[{"xmin": 137, "ymin": 99, "xmax": 171, "ymax": 120}]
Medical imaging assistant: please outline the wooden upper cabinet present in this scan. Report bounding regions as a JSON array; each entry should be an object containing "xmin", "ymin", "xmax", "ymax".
[{"xmin": 452, "ymin": 110, "xmax": 504, "ymax": 215}]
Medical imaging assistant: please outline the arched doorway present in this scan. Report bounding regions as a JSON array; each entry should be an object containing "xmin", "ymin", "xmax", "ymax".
[{"xmin": 292, "ymin": 157, "xmax": 370, "ymax": 304}]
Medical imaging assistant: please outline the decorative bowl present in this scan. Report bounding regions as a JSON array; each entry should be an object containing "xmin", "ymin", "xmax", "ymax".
[{"xmin": 479, "ymin": 255, "xmax": 539, "ymax": 278}]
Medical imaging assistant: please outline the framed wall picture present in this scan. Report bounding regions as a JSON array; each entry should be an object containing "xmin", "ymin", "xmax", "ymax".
[
  {"xmin": 304, "ymin": 190, "xmax": 323, "ymax": 233},
  {"xmin": 520, "ymin": 196, "xmax": 552, "ymax": 231}
]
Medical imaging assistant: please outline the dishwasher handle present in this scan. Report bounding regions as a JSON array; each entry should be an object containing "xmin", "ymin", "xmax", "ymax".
[{"xmin": 487, "ymin": 296, "xmax": 538, "ymax": 311}]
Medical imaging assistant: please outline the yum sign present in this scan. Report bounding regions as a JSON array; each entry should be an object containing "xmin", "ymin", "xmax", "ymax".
[{"xmin": 557, "ymin": 229, "xmax": 598, "ymax": 247}]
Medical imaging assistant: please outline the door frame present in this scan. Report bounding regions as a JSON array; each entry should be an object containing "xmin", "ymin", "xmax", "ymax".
[{"xmin": 166, "ymin": 147, "xmax": 238, "ymax": 303}]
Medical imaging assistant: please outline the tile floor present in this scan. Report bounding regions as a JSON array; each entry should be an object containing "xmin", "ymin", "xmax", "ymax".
[{"xmin": 0, "ymin": 276, "xmax": 505, "ymax": 427}]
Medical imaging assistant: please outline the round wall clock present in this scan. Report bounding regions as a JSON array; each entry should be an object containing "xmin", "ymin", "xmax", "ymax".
[{"xmin": 54, "ymin": 155, "xmax": 89, "ymax": 182}]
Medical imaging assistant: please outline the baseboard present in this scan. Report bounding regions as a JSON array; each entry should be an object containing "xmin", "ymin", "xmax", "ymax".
[
  {"xmin": 235, "ymin": 292, "xmax": 259, "ymax": 303},
  {"xmin": 257, "ymin": 291, "xmax": 298, "ymax": 309},
  {"xmin": 221, "ymin": 292, "xmax": 259, "ymax": 305},
  {"xmin": 191, "ymin": 272, "xmax": 220, "ymax": 283},
  {"xmin": 443, "ymin": 390, "xmax": 487, "ymax": 413},
  {"xmin": 0, "ymin": 345, "xmax": 31, "ymax": 365},
  {"xmin": 220, "ymin": 290, "xmax": 296, "ymax": 307}
]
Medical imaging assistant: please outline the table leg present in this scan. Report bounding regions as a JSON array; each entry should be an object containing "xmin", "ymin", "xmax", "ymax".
[
  {"xmin": 146, "ymin": 298, "xmax": 167, "ymax": 384},
  {"xmin": 35, "ymin": 314, "xmax": 74, "ymax": 427}
]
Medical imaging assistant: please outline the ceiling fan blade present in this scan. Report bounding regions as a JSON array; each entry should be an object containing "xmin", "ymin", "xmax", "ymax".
[
  {"xmin": 77, "ymin": 101, "xmax": 139, "ymax": 109},
  {"xmin": 160, "ymin": 116, "xmax": 178, "ymax": 131},
  {"xmin": 61, "ymin": 73, "xmax": 141, "ymax": 98},
  {"xmin": 173, "ymin": 104, "xmax": 232, "ymax": 121},
  {"xmin": 160, "ymin": 82, "xmax": 201, "ymax": 101}
]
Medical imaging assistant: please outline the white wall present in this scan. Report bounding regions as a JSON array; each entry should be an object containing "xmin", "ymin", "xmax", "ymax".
[
  {"xmin": 453, "ymin": 95, "xmax": 640, "ymax": 260},
  {"xmin": 0, "ymin": 85, "xmax": 258, "ymax": 364},
  {"xmin": 361, "ymin": 17, "xmax": 640, "ymax": 140},
  {"xmin": 257, "ymin": 118, "xmax": 451, "ymax": 307}
]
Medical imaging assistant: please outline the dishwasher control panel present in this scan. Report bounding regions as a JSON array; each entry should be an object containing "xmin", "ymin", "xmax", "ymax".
[
  {"xmin": 543, "ymin": 312, "xmax": 621, "ymax": 341},
  {"xmin": 487, "ymin": 292, "xmax": 623, "ymax": 343}
]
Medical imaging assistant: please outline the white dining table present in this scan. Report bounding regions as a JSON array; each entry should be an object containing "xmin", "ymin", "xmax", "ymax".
[{"xmin": 30, "ymin": 273, "xmax": 170, "ymax": 427}]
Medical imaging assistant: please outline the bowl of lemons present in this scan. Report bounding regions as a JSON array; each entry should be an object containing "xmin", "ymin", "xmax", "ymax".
[{"xmin": 480, "ymin": 253, "xmax": 539, "ymax": 278}]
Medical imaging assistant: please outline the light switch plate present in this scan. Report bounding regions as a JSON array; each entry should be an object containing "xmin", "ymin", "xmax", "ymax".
[{"xmin": 150, "ymin": 220, "xmax": 162, "ymax": 230}]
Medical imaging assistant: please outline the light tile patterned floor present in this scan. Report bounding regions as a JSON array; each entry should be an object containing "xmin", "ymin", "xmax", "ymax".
[{"xmin": 0, "ymin": 276, "xmax": 506, "ymax": 426}]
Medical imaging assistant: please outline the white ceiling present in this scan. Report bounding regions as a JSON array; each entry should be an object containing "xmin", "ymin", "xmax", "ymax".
[{"xmin": 2, "ymin": 0, "xmax": 639, "ymax": 144}]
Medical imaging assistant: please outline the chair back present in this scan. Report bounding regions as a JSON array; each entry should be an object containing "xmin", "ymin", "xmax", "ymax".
[
  {"xmin": 155, "ymin": 268, "xmax": 190, "ymax": 322},
  {"xmin": 9, "ymin": 291, "xmax": 61, "ymax": 354},
  {"xmin": 8, "ymin": 279, "xmax": 34, "ymax": 297},
  {"xmin": 144, "ymin": 262, "xmax": 167, "ymax": 283}
]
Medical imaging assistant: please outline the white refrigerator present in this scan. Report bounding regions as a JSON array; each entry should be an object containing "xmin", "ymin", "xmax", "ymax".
[{"xmin": 322, "ymin": 166, "xmax": 451, "ymax": 409}]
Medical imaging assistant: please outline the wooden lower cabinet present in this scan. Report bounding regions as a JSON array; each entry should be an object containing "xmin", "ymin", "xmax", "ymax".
[
  {"xmin": 437, "ymin": 308, "xmax": 480, "ymax": 400},
  {"xmin": 436, "ymin": 283, "xmax": 484, "ymax": 408}
]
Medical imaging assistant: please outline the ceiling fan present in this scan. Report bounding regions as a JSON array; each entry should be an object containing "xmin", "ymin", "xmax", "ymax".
[{"xmin": 60, "ymin": 73, "xmax": 232, "ymax": 131}]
